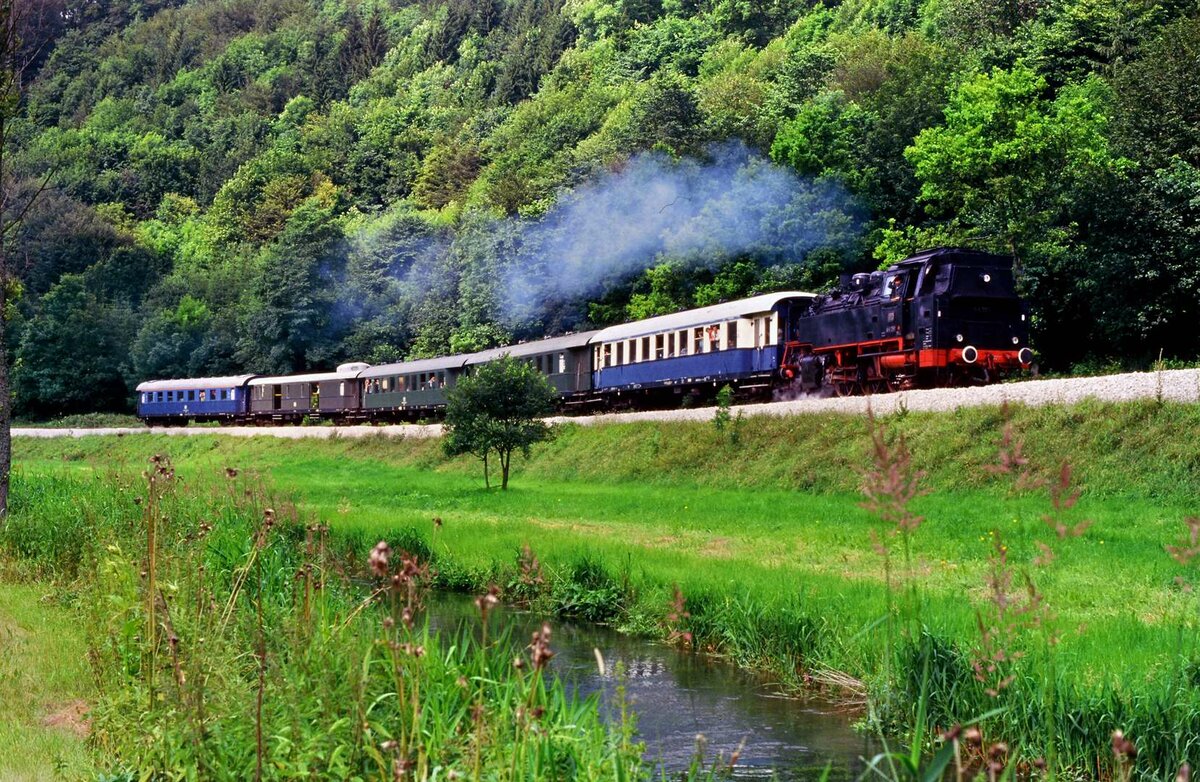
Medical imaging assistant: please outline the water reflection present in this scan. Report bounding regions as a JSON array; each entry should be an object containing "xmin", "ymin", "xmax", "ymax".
[{"xmin": 423, "ymin": 592, "xmax": 876, "ymax": 780}]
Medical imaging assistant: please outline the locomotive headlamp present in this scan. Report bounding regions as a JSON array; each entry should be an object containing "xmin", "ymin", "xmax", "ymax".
[
  {"xmin": 982, "ymin": 273, "xmax": 992, "ymax": 283},
  {"xmin": 962, "ymin": 345, "xmax": 979, "ymax": 364},
  {"xmin": 955, "ymin": 333, "xmax": 964, "ymax": 342},
  {"xmin": 1012, "ymin": 336, "xmax": 1020, "ymax": 344},
  {"xmin": 1021, "ymin": 313, "xmax": 1026, "ymax": 321}
]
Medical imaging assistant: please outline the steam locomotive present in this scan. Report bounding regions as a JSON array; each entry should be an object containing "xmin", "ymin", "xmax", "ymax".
[
  {"xmin": 136, "ymin": 248, "xmax": 1033, "ymax": 425},
  {"xmin": 780, "ymin": 247, "xmax": 1033, "ymax": 395}
]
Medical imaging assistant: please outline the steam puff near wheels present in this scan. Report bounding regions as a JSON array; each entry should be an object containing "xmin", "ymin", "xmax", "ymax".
[{"xmin": 132, "ymin": 248, "xmax": 1036, "ymax": 428}]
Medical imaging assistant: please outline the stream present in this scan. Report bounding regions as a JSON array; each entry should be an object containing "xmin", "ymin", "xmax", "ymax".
[{"xmin": 423, "ymin": 592, "xmax": 878, "ymax": 780}]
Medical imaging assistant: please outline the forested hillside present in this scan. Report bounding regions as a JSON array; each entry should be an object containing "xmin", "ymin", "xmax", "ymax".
[{"xmin": 9, "ymin": 0, "xmax": 1200, "ymax": 414}]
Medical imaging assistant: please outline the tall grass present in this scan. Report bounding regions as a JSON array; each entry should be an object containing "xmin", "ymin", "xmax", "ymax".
[{"xmin": 2, "ymin": 462, "xmax": 647, "ymax": 779}]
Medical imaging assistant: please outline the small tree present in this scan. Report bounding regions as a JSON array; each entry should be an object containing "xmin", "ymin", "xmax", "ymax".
[{"xmin": 443, "ymin": 354, "xmax": 556, "ymax": 490}]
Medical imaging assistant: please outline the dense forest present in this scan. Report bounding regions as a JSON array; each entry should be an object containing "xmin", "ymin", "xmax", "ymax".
[{"xmin": 7, "ymin": 0, "xmax": 1200, "ymax": 414}]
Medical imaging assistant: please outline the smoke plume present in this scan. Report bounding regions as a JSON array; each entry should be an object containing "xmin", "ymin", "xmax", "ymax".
[{"xmin": 500, "ymin": 141, "xmax": 865, "ymax": 323}]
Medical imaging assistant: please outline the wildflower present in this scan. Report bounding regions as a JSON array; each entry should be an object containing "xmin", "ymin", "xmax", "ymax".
[
  {"xmin": 380, "ymin": 740, "xmax": 398, "ymax": 751},
  {"xmin": 475, "ymin": 585, "xmax": 501, "ymax": 622},
  {"xmin": 224, "ymin": 467, "xmax": 239, "ymax": 479},
  {"xmin": 369, "ymin": 541, "xmax": 391, "ymax": 578},
  {"xmin": 1111, "ymin": 729, "xmax": 1136, "ymax": 760},
  {"xmin": 513, "ymin": 656, "xmax": 524, "ymax": 669},
  {"xmin": 1178, "ymin": 763, "xmax": 1191, "ymax": 782},
  {"xmin": 383, "ymin": 616, "xmax": 395, "ymax": 630},
  {"xmin": 518, "ymin": 545, "xmax": 544, "ymax": 593},
  {"xmin": 529, "ymin": 623, "xmax": 554, "ymax": 670},
  {"xmin": 433, "ymin": 516, "xmax": 443, "ymax": 528}
]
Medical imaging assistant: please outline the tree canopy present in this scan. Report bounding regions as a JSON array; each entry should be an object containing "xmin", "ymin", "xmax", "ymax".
[
  {"xmin": 9, "ymin": 0, "xmax": 1200, "ymax": 415},
  {"xmin": 443, "ymin": 355, "xmax": 556, "ymax": 489}
]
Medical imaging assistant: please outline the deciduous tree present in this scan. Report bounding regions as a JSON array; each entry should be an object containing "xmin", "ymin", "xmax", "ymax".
[{"xmin": 443, "ymin": 354, "xmax": 556, "ymax": 489}]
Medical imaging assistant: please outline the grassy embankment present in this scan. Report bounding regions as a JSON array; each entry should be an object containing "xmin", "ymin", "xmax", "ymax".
[{"xmin": 11, "ymin": 398, "xmax": 1200, "ymax": 777}]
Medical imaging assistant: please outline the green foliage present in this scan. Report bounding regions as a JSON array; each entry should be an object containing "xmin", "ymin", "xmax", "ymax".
[
  {"xmin": 712, "ymin": 383, "xmax": 733, "ymax": 430},
  {"xmin": 13, "ymin": 275, "xmax": 131, "ymax": 417},
  {"xmin": 906, "ymin": 65, "xmax": 1118, "ymax": 255},
  {"xmin": 9, "ymin": 0, "xmax": 1200, "ymax": 416},
  {"xmin": 444, "ymin": 354, "xmax": 557, "ymax": 489}
]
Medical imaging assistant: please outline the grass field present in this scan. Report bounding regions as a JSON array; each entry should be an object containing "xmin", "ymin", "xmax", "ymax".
[
  {"xmin": 0, "ymin": 583, "xmax": 94, "ymax": 780},
  {"xmin": 12, "ymin": 398, "xmax": 1200, "ymax": 776}
]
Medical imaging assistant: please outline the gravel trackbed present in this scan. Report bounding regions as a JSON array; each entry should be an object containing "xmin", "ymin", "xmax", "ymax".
[{"xmin": 15, "ymin": 368, "xmax": 1200, "ymax": 440}]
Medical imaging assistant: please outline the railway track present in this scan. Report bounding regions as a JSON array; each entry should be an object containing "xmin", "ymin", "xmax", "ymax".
[{"xmin": 15, "ymin": 367, "xmax": 1200, "ymax": 439}]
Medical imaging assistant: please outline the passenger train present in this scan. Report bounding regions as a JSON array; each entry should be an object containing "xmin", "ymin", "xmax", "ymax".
[{"xmin": 136, "ymin": 248, "xmax": 1034, "ymax": 425}]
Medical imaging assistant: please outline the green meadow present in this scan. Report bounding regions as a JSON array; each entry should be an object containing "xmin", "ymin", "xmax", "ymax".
[{"xmin": 10, "ymin": 398, "xmax": 1200, "ymax": 776}]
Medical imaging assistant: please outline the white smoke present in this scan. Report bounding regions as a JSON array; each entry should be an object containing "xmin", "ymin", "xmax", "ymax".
[{"xmin": 500, "ymin": 141, "xmax": 865, "ymax": 323}]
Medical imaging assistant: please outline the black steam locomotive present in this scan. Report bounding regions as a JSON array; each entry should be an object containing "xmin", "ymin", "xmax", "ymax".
[{"xmin": 780, "ymin": 247, "xmax": 1033, "ymax": 395}]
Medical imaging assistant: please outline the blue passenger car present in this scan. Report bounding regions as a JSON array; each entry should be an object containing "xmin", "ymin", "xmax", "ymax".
[
  {"xmin": 136, "ymin": 375, "xmax": 256, "ymax": 425},
  {"xmin": 590, "ymin": 293, "xmax": 814, "ymax": 395}
]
